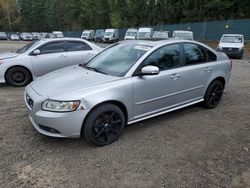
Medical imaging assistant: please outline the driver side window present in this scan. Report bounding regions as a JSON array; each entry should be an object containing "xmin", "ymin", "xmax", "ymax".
[{"xmin": 142, "ymin": 44, "xmax": 181, "ymax": 71}]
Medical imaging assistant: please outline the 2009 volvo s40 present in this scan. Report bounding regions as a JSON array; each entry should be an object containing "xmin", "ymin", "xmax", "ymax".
[{"xmin": 25, "ymin": 40, "xmax": 231, "ymax": 146}]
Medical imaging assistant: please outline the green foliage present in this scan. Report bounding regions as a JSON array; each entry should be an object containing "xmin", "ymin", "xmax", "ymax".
[{"xmin": 0, "ymin": 0, "xmax": 250, "ymax": 31}]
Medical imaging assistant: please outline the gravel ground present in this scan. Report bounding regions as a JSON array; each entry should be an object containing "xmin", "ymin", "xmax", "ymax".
[{"xmin": 0, "ymin": 41, "xmax": 250, "ymax": 188}]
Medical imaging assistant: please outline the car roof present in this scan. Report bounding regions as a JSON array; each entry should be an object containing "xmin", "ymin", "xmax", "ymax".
[
  {"xmin": 39, "ymin": 38, "xmax": 87, "ymax": 42},
  {"xmin": 173, "ymin": 30, "xmax": 193, "ymax": 33},
  {"xmin": 222, "ymin": 34, "xmax": 243, "ymax": 37},
  {"xmin": 118, "ymin": 39, "xmax": 199, "ymax": 47}
]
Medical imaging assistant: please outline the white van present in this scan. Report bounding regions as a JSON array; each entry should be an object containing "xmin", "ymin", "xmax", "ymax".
[
  {"xmin": 152, "ymin": 31, "xmax": 169, "ymax": 39},
  {"xmin": 172, "ymin": 30, "xmax": 194, "ymax": 40},
  {"xmin": 137, "ymin": 27, "xmax": 153, "ymax": 39},
  {"xmin": 217, "ymin": 34, "xmax": 244, "ymax": 59},
  {"xmin": 124, "ymin": 28, "xmax": 138, "ymax": 40},
  {"xmin": 103, "ymin": 29, "xmax": 119, "ymax": 43},
  {"xmin": 81, "ymin": 30, "xmax": 95, "ymax": 41},
  {"xmin": 52, "ymin": 31, "xmax": 64, "ymax": 38}
]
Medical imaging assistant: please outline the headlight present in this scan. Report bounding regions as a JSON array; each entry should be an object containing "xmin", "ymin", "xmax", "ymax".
[{"xmin": 42, "ymin": 100, "xmax": 80, "ymax": 112}]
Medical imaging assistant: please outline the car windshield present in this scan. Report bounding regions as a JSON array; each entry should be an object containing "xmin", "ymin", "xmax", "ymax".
[
  {"xmin": 153, "ymin": 32, "xmax": 168, "ymax": 38},
  {"xmin": 174, "ymin": 33, "xmax": 193, "ymax": 40},
  {"xmin": 0, "ymin": 32, "xmax": 6, "ymax": 36},
  {"xmin": 82, "ymin": 32, "xmax": 90, "ymax": 37},
  {"xmin": 221, "ymin": 36, "xmax": 242, "ymax": 43},
  {"xmin": 126, "ymin": 32, "xmax": 137, "ymax": 37},
  {"xmin": 83, "ymin": 43, "xmax": 152, "ymax": 77},
  {"xmin": 137, "ymin": 32, "xmax": 150, "ymax": 38},
  {"xmin": 104, "ymin": 32, "xmax": 113, "ymax": 37},
  {"xmin": 16, "ymin": 41, "xmax": 37, "ymax": 53},
  {"xmin": 95, "ymin": 30, "xmax": 104, "ymax": 37},
  {"xmin": 22, "ymin": 33, "xmax": 30, "ymax": 36}
]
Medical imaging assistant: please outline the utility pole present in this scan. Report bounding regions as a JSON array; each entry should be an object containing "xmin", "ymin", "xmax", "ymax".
[{"xmin": 6, "ymin": 3, "xmax": 12, "ymax": 31}]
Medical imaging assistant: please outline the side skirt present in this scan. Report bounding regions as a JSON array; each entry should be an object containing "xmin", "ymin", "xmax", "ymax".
[{"xmin": 128, "ymin": 98, "xmax": 204, "ymax": 125}]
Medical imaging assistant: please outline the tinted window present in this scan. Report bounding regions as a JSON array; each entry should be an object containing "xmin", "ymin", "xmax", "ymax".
[
  {"xmin": 143, "ymin": 44, "xmax": 180, "ymax": 70},
  {"xmin": 206, "ymin": 48, "xmax": 217, "ymax": 62},
  {"xmin": 184, "ymin": 43, "xmax": 206, "ymax": 65},
  {"xmin": 40, "ymin": 42, "xmax": 65, "ymax": 54},
  {"xmin": 66, "ymin": 41, "xmax": 92, "ymax": 51}
]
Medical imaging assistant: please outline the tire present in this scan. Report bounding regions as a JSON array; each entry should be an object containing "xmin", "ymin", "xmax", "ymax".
[
  {"xmin": 5, "ymin": 67, "xmax": 32, "ymax": 87},
  {"xmin": 84, "ymin": 104, "xmax": 125, "ymax": 146},
  {"xmin": 203, "ymin": 80, "xmax": 224, "ymax": 109}
]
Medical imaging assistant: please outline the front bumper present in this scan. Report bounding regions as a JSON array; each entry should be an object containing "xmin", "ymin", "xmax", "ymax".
[
  {"xmin": 217, "ymin": 48, "xmax": 244, "ymax": 58},
  {"xmin": 25, "ymin": 85, "xmax": 89, "ymax": 138}
]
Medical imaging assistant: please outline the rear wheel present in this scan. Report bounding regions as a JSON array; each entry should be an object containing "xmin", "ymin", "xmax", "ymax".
[
  {"xmin": 203, "ymin": 80, "xmax": 224, "ymax": 109},
  {"xmin": 84, "ymin": 104, "xmax": 125, "ymax": 146},
  {"xmin": 5, "ymin": 67, "xmax": 32, "ymax": 87}
]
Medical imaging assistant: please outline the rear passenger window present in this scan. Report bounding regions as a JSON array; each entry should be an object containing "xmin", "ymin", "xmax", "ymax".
[
  {"xmin": 184, "ymin": 43, "xmax": 206, "ymax": 65},
  {"xmin": 206, "ymin": 49, "xmax": 217, "ymax": 62},
  {"xmin": 66, "ymin": 41, "xmax": 92, "ymax": 51},
  {"xmin": 142, "ymin": 44, "xmax": 180, "ymax": 71}
]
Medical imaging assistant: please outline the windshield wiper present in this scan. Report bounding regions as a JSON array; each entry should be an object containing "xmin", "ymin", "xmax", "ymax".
[{"xmin": 82, "ymin": 64, "xmax": 108, "ymax": 75}]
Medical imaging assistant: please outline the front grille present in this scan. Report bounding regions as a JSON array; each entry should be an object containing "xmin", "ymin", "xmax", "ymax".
[
  {"xmin": 222, "ymin": 47, "xmax": 239, "ymax": 52},
  {"xmin": 26, "ymin": 94, "xmax": 34, "ymax": 109}
]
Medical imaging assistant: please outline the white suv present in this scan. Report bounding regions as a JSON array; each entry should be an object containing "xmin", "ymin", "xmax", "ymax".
[{"xmin": 217, "ymin": 34, "xmax": 244, "ymax": 59}]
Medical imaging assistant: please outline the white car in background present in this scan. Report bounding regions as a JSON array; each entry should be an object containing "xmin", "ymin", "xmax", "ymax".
[
  {"xmin": 124, "ymin": 28, "xmax": 138, "ymax": 40},
  {"xmin": 53, "ymin": 31, "xmax": 64, "ymax": 38},
  {"xmin": 20, "ymin": 32, "xmax": 33, "ymax": 41},
  {"xmin": 152, "ymin": 31, "xmax": 169, "ymax": 40},
  {"xmin": 217, "ymin": 34, "xmax": 244, "ymax": 59},
  {"xmin": 0, "ymin": 38, "xmax": 102, "ymax": 86},
  {"xmin": 137, "ymin": 27, "xmax": 153, "ymax": 39},
  {"xmin": 172, "ymin": 30, "xmax": 194, "ymax": 40},
  {"xmin": 10, "ymin": 34, "xmax": 20, "ymax": 41},
  {"xmin": 81, "ymin": 30, "xmax": 95, "ymax": 41},
  {"xmin": 103, "ymin": 29, "xmax": 119, "ymax": 43}
]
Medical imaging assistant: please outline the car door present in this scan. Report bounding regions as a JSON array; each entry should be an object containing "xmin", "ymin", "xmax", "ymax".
[
  {"xmin": 31, "ymin": 41, "xmax": 67, "ymax": 77},
  {"xmin": 178, "ymin": 42, "xmax": 216, "ymax": 102},
  {"xmin": 65, "ymin": 41, "xmax": 95, "ymax": 65},
  {"xmin": 133, "ymin": 43, "xmax": 184, "ymax": 119}
]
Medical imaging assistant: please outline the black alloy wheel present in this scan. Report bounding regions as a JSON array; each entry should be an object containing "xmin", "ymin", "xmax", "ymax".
[
  {"xmin": 204, "ymin": 80, "xmax": 224, "ymax": 109},
  {"xmin": 5, "ymin": 67, "xmax": 32, "ymax": 87},
  {"xmin": 84, "ymin": 104, "xmax": 125, "ymax": 146}
]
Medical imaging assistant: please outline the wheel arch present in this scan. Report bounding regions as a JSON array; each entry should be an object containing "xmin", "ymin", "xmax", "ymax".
[
  {"xmin": 210, "ymin": 76, "xmax": 226, "ymax": 88},
  {"xmin": 4, "ymin": 65, "xmax": 33, "ymax": 82}
]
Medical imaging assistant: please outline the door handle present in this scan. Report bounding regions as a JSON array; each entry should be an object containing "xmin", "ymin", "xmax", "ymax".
[
  {"xmin": 204, "ymin": 67, "xmax": 213, "ymax": 72},
  {"xmin": 170, "ymin": 73, "xmax": 181, "ymax": 80},
  {"xmin": 60, "ymin": 54, "xmax": 66, "ymax": 58}
]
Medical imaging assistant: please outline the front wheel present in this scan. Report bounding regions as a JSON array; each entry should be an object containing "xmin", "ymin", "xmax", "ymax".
[
  {"xmin": 5, "ymin": 67, "xmax": 32, "ymax": 87},
  {"xmin": 84, "ymin": 104, "xmax": 125, "ymax": 146},
  {"xmin": 203, "ymin": 80, "xmax": 224, "ymax": 109}
]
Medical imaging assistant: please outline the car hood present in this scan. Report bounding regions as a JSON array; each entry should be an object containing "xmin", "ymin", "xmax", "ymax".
[
  {"xmin": 219, "ymin": 42, "xmax": 243, "ymax": 48},
  {"xmin": 30, "ymin": 66, "xmax": 120, "ymax": 97},
  {"xmin": 0, "ymin": 52, "xmax": 19, "ymax": 60}
]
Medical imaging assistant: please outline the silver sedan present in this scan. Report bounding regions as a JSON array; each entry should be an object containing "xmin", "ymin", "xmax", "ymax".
[
  {"xmin": 0, "ymin": 38, "xmax": 102, "ymax": 86},
  {"xmin": 25, "ymin": 40, "xmax": 231, "ymax": 146}
]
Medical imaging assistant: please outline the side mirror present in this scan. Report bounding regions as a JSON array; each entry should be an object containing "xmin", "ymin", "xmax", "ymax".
[
  {"xmin": 33, "ymin": 49, "xmax": 40, "ymax": 55},
  {"xmin": 140, "ymin": 65, "xmax": 160, "ymax": 76}
]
